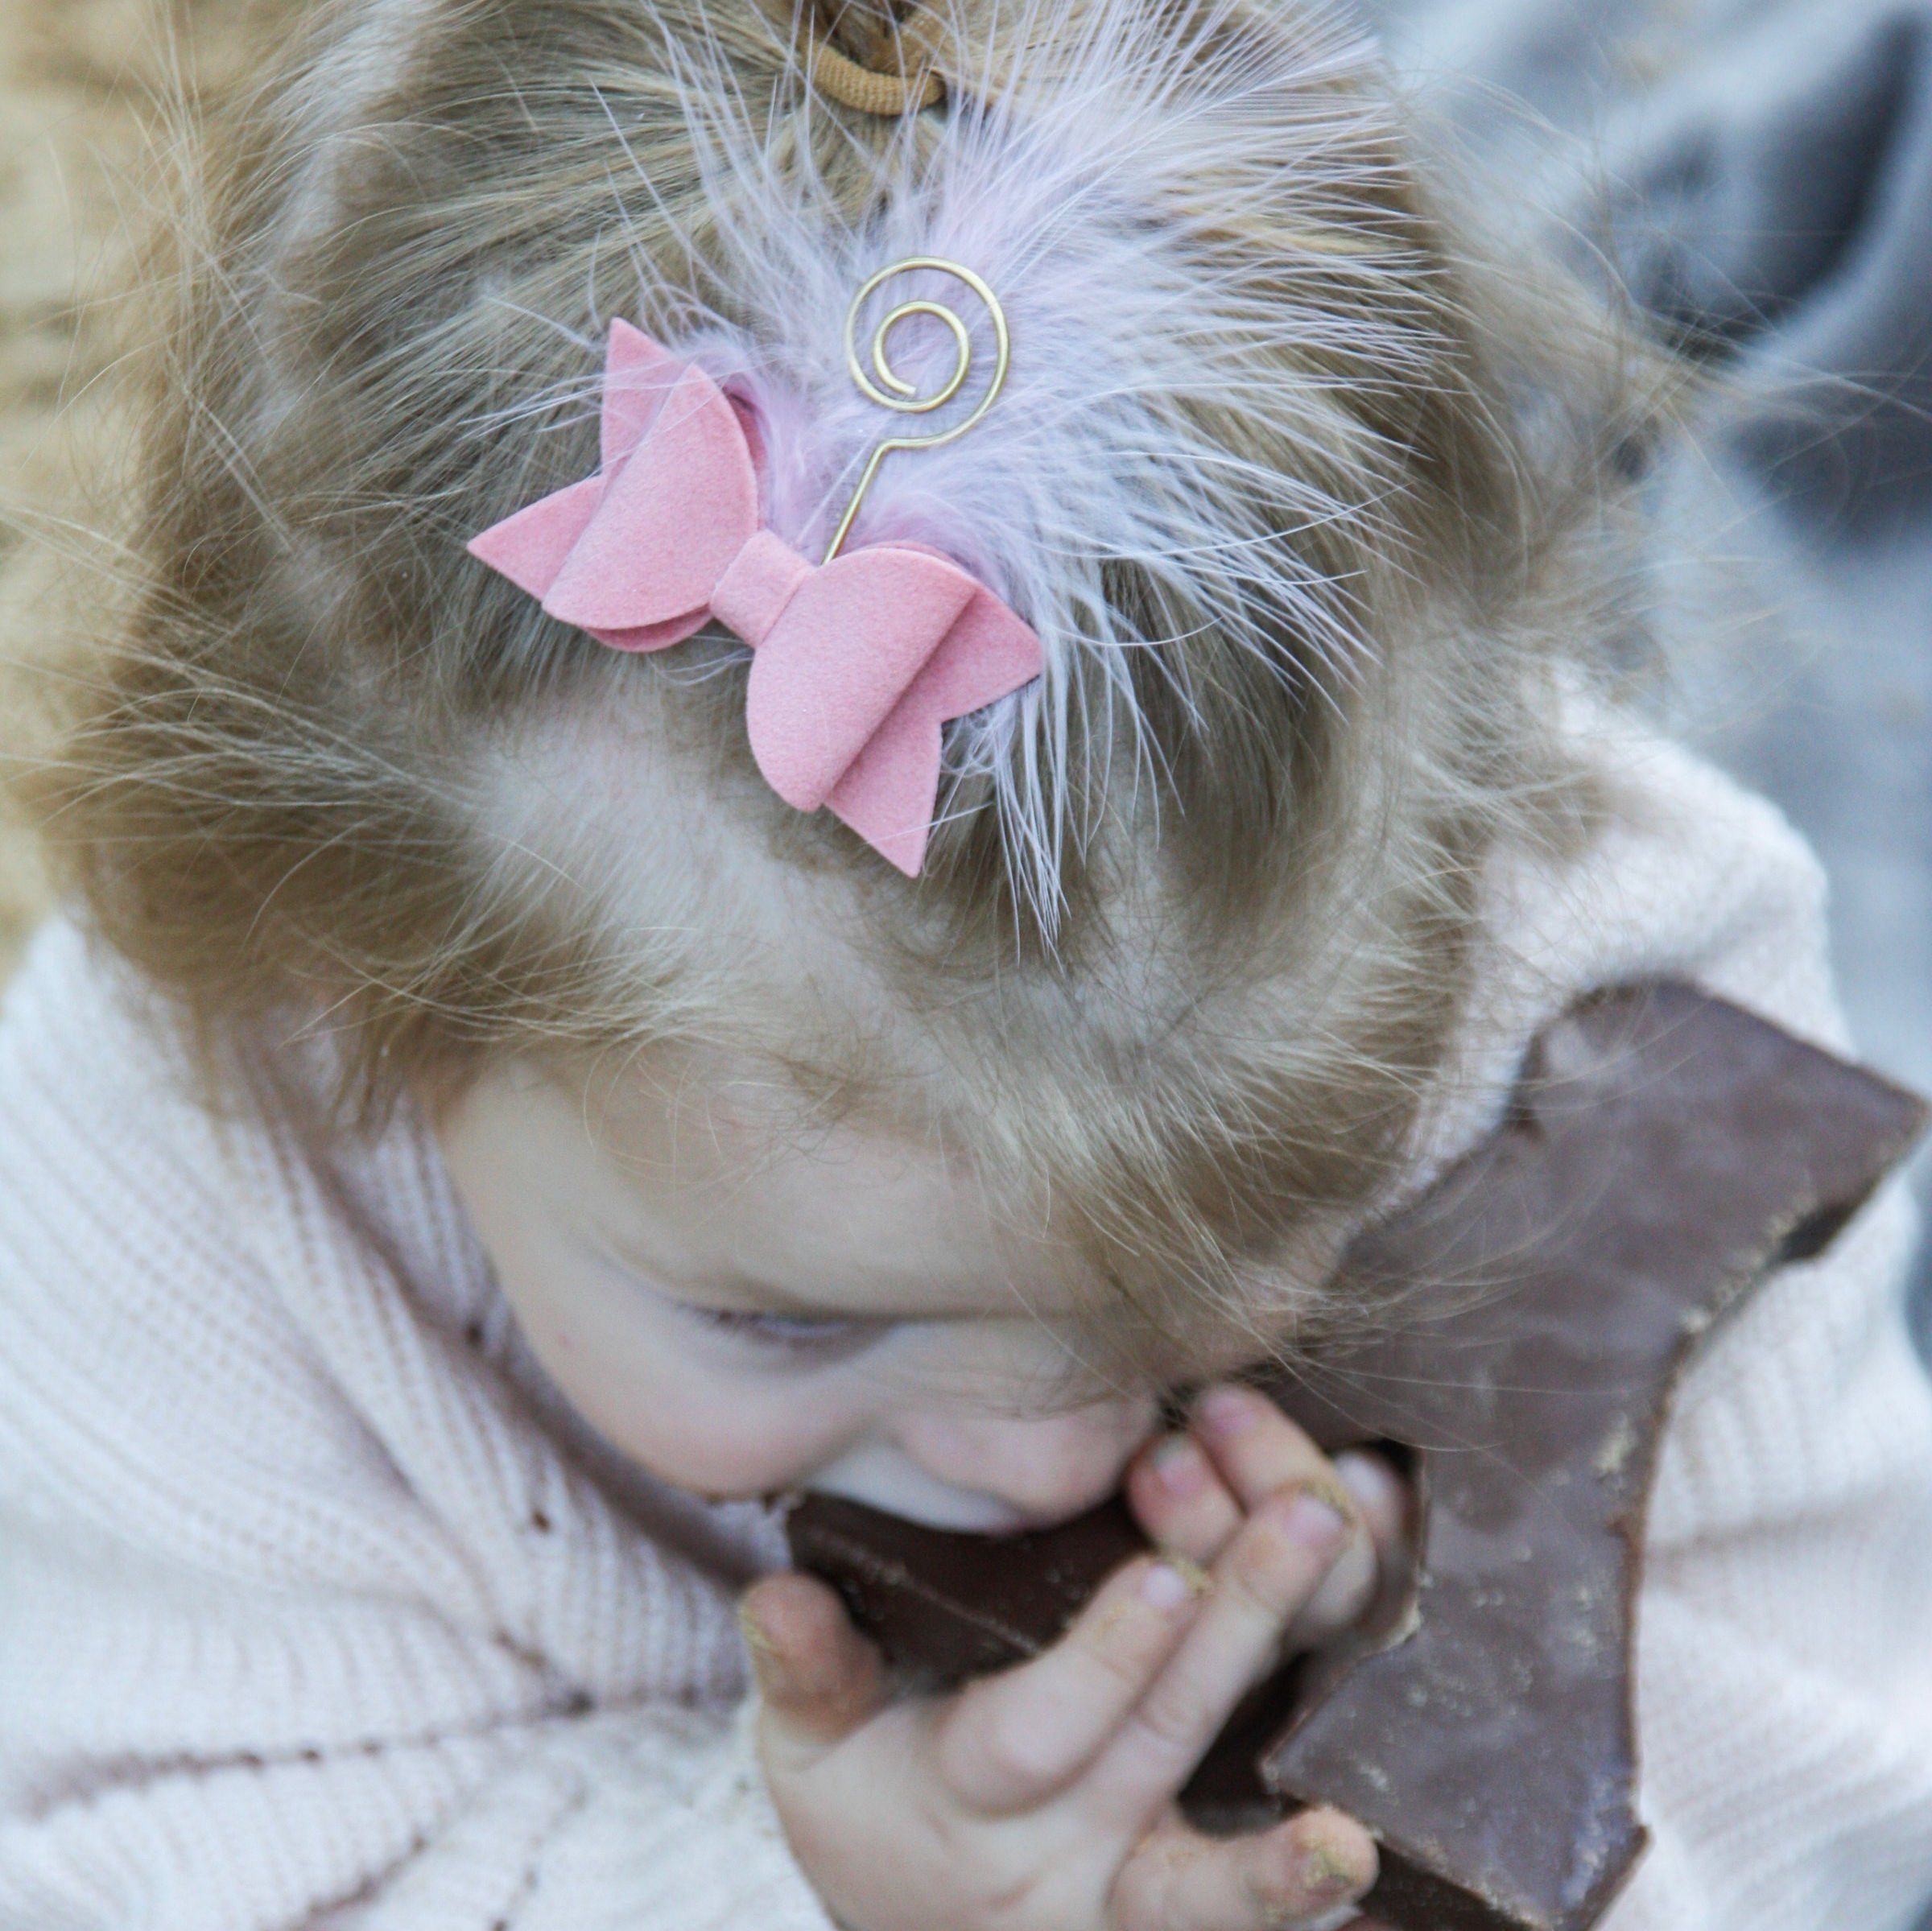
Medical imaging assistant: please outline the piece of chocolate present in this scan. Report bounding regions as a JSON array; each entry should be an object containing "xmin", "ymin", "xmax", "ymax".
[{"xmin": 788, "ymin": 984, "xmax": 1927, "ymax": 1931}]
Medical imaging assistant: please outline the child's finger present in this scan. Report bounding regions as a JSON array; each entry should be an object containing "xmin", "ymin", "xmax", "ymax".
[
  {"xmin": 1111, "ymin": 1805, "xmax": 1378, "ymax": 1931},
  {"xmin": 742, "ymin": 1574, "xmax": 887, "ymax": 1772},
  {"xmin": 1188, "ymin": 1386, "xmax": 1381, "ymax": 1648},
  {"xmin": 1283, "ymin": 1450, "xmax": 1407, "ymax": 1647},
  {"xmin": 1125, "ymin": 1431, "xmax": 1245, "ymax": 1566},
  {"xmin": 1126, "ymin": 1401, "xmax": 1350, "ymax": 1574},
  {"xmin": 1192, "ymin": 1384, "xmax": 1341, "ymax": 1511},
  {"xmin": 935, "ymin": 1555, "xmax": 1205, "ymax": 1813},
  {"xmin": 1135, "ymin": 1409, "xmax": 1414, "ymax": 1656},
  {"xmin": 1335, "ymin": 1446, "xmax": 1410, "ymax": 1561},
  {"xmin": 1084, "ymin": 1483, "xmax": 1350, "ymax": 1814}
]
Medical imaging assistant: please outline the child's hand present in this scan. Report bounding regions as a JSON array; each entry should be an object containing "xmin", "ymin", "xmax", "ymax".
[
  {"xmin": 743, "ymin": 1384, "xmax": 1402, "ymax": 1931},
  {"xmin": 1125, "ymin": 1384, "xmax": 1410, "ymax": 1657}
]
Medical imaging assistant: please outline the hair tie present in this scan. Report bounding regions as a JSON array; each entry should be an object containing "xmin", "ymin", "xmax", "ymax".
[{"xmin": 804, "ymin": 12, "xmax": 947, "ymax": 116}]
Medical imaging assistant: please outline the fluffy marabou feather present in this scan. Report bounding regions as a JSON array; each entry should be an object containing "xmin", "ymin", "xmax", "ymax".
[{"xmin": 495, "ymin": 0, "xmax": 1431, "ymax": 922}]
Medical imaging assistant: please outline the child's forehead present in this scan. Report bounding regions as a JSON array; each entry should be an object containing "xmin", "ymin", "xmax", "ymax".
[{"xmin": 469, "ymin": 1046, "xmax": 1103, "ymax": 1324}]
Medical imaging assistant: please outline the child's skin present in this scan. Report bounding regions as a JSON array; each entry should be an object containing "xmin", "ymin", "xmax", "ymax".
[{"xmin": 440, "ymin": 1054, "xmax": 1407, "ymax": 1931}]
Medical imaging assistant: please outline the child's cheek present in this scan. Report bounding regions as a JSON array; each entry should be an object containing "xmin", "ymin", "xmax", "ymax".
[
  {"xmin": 609, "ymin": 1376, "xmax": 860, "ymax": 1500},
  {"xmin": 527, "ymin": 1311, "xmax": 865, "ymax": 1500}
]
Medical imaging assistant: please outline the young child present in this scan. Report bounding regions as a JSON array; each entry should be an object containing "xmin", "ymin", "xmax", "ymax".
[{"xmin": 4, "ymin": 1, "xmax": 1931, "ymax": 1927}]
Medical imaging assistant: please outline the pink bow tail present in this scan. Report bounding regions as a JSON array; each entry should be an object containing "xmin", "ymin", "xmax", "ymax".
[{"xmin": 725, "ymin": 538, "xmax": 1042, "ymax": 877}]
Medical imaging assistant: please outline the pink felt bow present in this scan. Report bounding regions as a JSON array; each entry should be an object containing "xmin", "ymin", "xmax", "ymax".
[{"xmin": 468, "ymin": 320, "xmax": 1042, "ymax": 876}]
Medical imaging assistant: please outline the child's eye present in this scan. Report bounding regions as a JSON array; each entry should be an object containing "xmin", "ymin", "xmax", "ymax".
[{"xmin": 689, "ymin": 1306, "xmax": 880, "ymax": 1356}]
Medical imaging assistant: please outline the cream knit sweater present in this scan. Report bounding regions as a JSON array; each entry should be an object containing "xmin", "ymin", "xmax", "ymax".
[{"xmin": 2, "ymin": 716, "xmax": 1931, "ymax": 1931}]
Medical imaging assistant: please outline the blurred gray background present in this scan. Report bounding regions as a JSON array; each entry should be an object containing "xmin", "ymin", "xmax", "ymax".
[
  {"xmin": 1371, "ymin": 23, "xmax": 1932, "ymax": 1921},
  {"xmin": 1366, "ymin": 0, "xmax": 1932, "ymax": 1372}
]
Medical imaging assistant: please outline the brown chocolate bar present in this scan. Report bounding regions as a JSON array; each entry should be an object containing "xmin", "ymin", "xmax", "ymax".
[{"xmin": 788, "ymin": 983, "xmax": 1926, "ymax": 1931}]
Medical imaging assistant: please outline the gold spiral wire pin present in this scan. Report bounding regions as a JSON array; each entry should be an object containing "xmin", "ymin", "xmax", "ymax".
[{"xmin": 824, "ymin": 257, "xmax": 1010, "ymax": 563}]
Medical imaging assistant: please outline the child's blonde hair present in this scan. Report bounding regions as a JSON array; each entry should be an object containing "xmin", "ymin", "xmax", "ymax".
[{"xmin": 33, "ymin": 0, "xmax": 1661, "ymax": 1360}]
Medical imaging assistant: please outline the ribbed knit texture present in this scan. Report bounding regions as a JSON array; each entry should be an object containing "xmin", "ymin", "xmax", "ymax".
[{"xmin": 2, "ymin": 708, "xmax": 1930, "ymax": 1930}]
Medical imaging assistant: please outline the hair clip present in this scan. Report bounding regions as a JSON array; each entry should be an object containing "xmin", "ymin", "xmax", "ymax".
[{"xmin": 469, "ymin": 259, "xmax": 1041, "ymax": 877}]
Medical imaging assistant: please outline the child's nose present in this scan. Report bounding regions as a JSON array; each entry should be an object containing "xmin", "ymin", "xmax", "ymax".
[{"xmin": 893, "ymin": 1394, "xmax": 1161, "ymax": 1527}]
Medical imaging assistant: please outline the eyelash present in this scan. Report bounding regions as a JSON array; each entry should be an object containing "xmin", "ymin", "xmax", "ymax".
[{"xmin": 690, "ymin": 1306, "xmax": 875, "ymax": 1352}]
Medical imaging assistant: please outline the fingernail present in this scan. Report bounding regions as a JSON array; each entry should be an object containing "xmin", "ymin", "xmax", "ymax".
[
  {"xmin": 1150, "ymin": 1433, "xmax": 1208, "ymax": 1498},
  {"xmin": 1334, "ymin": 1449, "xmax": 1397, "ymax": 1518},
  {"xmin": 1140, "ymin": 1562, "xmax": 1193, "ymax": 1612},
  {"xmin": 1298, "ymin": 1834, "xmax": 1373, "ymax": 1900},
  {"xmin": 1170, "ymin": 1554, "xmax": 1213, "ymax": 1598},
  {"xmin": 1296, "ymin": 1909, "xmax": 1363, "ymax": 1931},
  {"xmin": 1198, "ymin": 1385, "xmax": 1257, "ymax": 1438},
  {"xmin": 1274, "ymin": 1487, "xmax": 1348, "ymax": 1550},
  {"xmin": 737, "ymin": 1600, "xmax": 788, "ymax": 1686},
  {"xmin": 1300, "ymin": 1841, "xmax": 1366, "ymax": 1900},
  {"xmin": 737, "ymin": 1599, "xmax": 774, "ymax": 1655}
]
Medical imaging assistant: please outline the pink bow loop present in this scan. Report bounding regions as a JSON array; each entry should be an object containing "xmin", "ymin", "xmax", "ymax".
[{"xmin": 468, "ymin": 321, "xmax": 1042, "ymax": 876}]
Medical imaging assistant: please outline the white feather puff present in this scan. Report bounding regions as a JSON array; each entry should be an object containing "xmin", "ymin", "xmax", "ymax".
[{"xmin": 588, "ymin": 0, "xmax": 1433, "ymax": 919}]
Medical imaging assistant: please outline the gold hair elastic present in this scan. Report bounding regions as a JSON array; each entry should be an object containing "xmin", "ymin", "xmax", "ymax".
[{"xmin": 803, "ymin": 10, "xmax": 947, "ymax": 115}]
